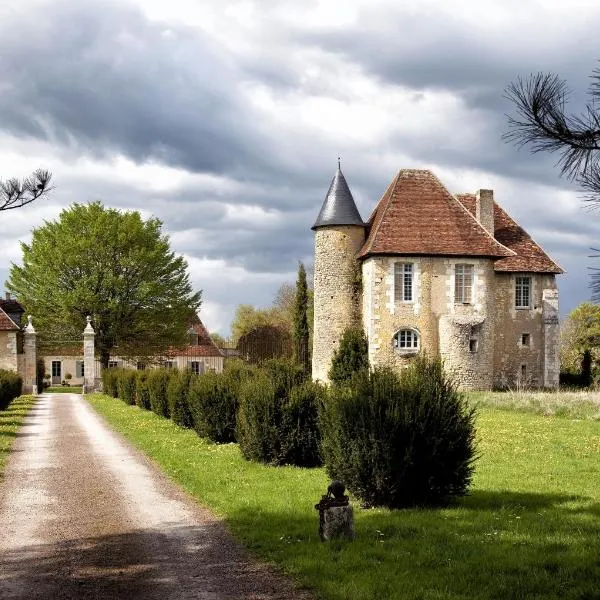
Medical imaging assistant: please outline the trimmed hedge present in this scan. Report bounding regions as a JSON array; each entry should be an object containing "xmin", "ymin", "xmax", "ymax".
[
  {"xmin": 117, "ymin": 369, "xmax": 137, "ymax": 405},
  {"xmin": 167, "ymin": 370, "xmax": 194, "ymax": 428},
  {"xmin": 102, "ymin": 367, "xmax": 119, "ymax": 398},
  {"xmin": 188, "ymin": 371, "xmax": 239, "ymax": 442},
  {"xmin": 320, "ymin": 357, "xmax": 477, "ymax": 508},
  {"xmin": 0, "ymin": 369, "xmax": 23, "ymax": 410},
  {"xmin": 147, "ymin": 369, "xmax": 173, "ymax": 418},
  {"xmin": 237, "ymin": 359, "xmax": 323, "ymax": 466},
  {"xmin": 135, "ymin": 371, "xmax": 151, "ymax": 410}
]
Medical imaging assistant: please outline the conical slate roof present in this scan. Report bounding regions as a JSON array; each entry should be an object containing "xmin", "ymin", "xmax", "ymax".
[{"xmin": 312, "ymin": 167, "xmax": 364, "ymax": 230}]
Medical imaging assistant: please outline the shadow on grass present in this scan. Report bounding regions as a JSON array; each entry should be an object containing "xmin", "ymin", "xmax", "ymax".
[
  {"xmin": 0, "ymin": 524, "xmax": 311, "ymax": 600},
  {"xmin": 223, "ymin": 489, "xmax": 600, "ymax": 600}
]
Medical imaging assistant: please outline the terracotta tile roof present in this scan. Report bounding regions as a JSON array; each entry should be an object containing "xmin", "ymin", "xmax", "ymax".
[
  {"xmin": 168, "ymin": 317, "xmax": 224, "ymax": 358},
  {"xmin": 358, "ymin": 170, "xmax": 515, "ymax": 259},
  {"xmin": 0, "ymin": 307, "xmax": 19, "ymax": 331},
  {"xmin": 456, "ymin": 193, "xmax": 563, "ymax": 274}
]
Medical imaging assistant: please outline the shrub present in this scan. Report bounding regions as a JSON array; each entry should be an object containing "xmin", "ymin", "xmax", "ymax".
[
  {"xmin": 320, "ymin": 357, "xmax": 477, "ymax": 508},
  {"xmin": 117, "ymin": 369, "xmax": 137, "ymax": 405},
  {"xmin": 188, "ymin": 371, "xmax": 240, "ymax": 442},
  {"xmin": 0, "ymin": 369, "xmax": 22, "ymax": 410},
  {"xmin": 135, "ymin": 371, "xmax": 151, "ymax": 410},
  {"xmin": 237, "ymin": 372, "xmax": 278, "ymax": 462},
  {"xmin": 36, "ymin": 358, "xmax": 46, "ymax": 390},
  {"xmin": 167, "ymin": 370, "xmax": 195, "ymax": 428},
  {"xmin": 278, "ymin": 380, "xmax": 325, "ymax": 467},
  {"xmin": 237, "ymin": 359, "xmax": 323, "ymax": 466},
  {"xmin": 328, "ymin": 327, "xmax": 369, "ymax": 383},
  {"xmin": 147, "ymin": 369, "xmax": 172, "ymax": 418},
  {"xmin": 102, "ymin": 368, "xmax": 119, "ymax": 398}
]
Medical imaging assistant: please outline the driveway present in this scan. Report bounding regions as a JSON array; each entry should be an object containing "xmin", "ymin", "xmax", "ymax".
[{"xmin": 0, "ymin": 394, "xmax": 312, "ymax": 599}]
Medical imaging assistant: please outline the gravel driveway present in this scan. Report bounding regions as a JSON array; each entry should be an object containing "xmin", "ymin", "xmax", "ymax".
[{"xmin": 0, "ymin": 394, "xmax": 313, "ymax": 599}]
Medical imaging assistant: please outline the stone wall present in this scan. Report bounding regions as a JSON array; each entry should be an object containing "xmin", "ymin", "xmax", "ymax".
[
  {"xmin": 0, "ymin": 331, "xmax": 18, "ymax": 372},
  {"xmin": 362, "ymin": 256, "xmax": 496, "ymax": 389},
  {"xmin": 312, "ymin": 226, "xmax": 365, "ymax": 383},
  {"xmin": 492, "ymin": 273, "xmax": 557, "ymax": 388}
]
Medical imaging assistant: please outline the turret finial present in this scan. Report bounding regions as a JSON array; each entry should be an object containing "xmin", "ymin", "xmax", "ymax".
[{"xmin": 338, "ymin": 156, "xmax": 341, "ymax": 169}]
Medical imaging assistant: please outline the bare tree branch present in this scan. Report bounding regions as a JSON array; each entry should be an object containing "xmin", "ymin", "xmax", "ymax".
[{"xmin": 0, "ymin": 169, "xmax": 52, "ymax": 211}]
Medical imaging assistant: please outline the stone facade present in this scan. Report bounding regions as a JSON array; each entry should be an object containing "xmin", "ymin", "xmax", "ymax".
[
  {"xmin": 312, "ymin": 226, "xmax": 365, "ymax": 382},
  {"xmin": 312, "ymin": 168, "xmax": 562, "ymax": 390}
]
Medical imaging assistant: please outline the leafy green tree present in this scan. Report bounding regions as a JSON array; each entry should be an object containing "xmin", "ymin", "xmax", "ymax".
[
  {"xmin": 328, "ymin": 327, "xmax": 369, "ymax": 383},
  {"xmin": 1, "ymin": 169, "xmax": 51, "ymax": 211},
  {"xmin": 293, "ymin": 262, "xmax": 310, "ymax": 374},
  {"xmin": 560, "ymin": 302, "xmax": 600, "ymax": 384},
  {"xmin": 230, "ymin": 304, "xmax": 288, "ymax": 342},
  {"xmin": 8, "ymin": 201, "xmax": 201, "ymax": 367}
]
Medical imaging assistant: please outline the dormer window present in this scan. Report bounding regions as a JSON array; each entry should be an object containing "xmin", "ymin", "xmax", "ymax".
[{"xmin": 393, "ymin": 328, "xmax": 420, "ymax": 354}]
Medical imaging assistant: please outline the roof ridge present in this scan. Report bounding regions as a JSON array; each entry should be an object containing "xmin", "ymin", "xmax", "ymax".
[
  {"xmin": 451, "ymin": 190, "xmax": 516, "ymax": 257},
  {"xmin": 0, "ymin": 306, "xmax": 20, "ymax": 331}
]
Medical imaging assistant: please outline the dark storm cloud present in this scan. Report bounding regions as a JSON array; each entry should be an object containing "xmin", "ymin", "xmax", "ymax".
[{"xmin": 0, "ymin": 1, "xmax": 276, "ymax": 179}]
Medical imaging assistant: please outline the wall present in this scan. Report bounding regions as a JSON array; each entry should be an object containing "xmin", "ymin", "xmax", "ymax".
[
  {"xmin": 0, "ymin": 331, "xmax": 18, "ymax": 372},
  {"xmin": 363, "ymin": 256, "xmax": 495, "ymax": 390},
  {"xmin": 492, "ymin": 273, "xmax": 558, "ymax": 388},
  {"xmin": 312, "ymin": 226, "xmax": 365, "ymax": 383}
]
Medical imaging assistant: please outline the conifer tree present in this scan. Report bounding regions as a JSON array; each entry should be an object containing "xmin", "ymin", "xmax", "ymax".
[
  {"xmin": 293, "ymin": 262, "xmax": 310, "ymax": 375},
  {"xmin": 328, "ymin": 327, "xmax": 369, "ymax": 383}
]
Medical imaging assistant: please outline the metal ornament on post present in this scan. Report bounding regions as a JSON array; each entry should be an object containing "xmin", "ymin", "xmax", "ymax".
[{"xmin": 314, "ymin": 481, "xmax": 355, "ymax": 541}]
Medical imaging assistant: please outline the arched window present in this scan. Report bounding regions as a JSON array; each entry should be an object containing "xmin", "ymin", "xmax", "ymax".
[{"xmin": 393, "ymin": 328, "xmax": 420, "ymax": 353}]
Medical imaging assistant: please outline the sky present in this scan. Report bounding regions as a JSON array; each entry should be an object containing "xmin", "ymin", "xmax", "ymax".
[{"xmin": 1, "ymin": 0, "xmax": 599, "ymax": 334}]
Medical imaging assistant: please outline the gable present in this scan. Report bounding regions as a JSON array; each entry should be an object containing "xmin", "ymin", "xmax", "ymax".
[
  {"xmin": 0, "ymin": 307, "xmax": 19, "ymax": 331},
  {"xmin": 358, "ymin": 170, "xmax": 514, "ymax": 260},
  {"xmin": 456, "ymin": 193, "xmax": 563, "ymax": 274}
]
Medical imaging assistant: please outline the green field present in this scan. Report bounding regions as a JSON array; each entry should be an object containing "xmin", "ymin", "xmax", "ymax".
[
  {"xmin": 0, "ymin": 395, "xmax": 37, "ymax": 479},
  {"xmin": 86, "ymin": 392, "xmax": 600, "ymax": 600}
]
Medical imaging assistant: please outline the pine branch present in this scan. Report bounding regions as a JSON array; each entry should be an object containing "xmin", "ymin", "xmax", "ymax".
[{"xmin": 0, "ymin": 169, "xmax": 52, "ymax": 211}]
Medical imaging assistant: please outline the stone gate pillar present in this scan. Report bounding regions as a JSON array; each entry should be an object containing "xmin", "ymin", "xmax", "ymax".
[
  {"xmin": 83, "ymin": 316, "xmax": 96, "ymax": 393},
  {"xmin": 23, "ymin": 316, "xmax": 37, "ymax": 394}
]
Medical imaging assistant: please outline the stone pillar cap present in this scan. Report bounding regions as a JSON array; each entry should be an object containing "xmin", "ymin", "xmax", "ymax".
[
  {"xmin": 83, "ymin": 315, "xmax": 95, "ymax": 335},
  {"xmin": 24, "ymin": 315, "xmax": 36, "ymax": 334}
]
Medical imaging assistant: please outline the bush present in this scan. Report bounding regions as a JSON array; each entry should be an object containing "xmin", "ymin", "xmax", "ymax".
[
  {"xmin": 328, "ymin": 327, "xmax": 369, "ymax": 383},
  {"xmin": 237, "ymin": 359, "xmax": 323, "ymax": 466},
  {"xmin": 36, "ymin": 358, "xmax": 45, "ymax": 390},
  {"xmin": 168, "ymin": 370, "xmax": 195, "ymax": 428},
  {"xmin": 237, "ymin": 372, "xmax": 278, "ymax": 462},
  {"xmin": 135, "ymin": 371, "xmax": 151, "ymax": 410},
  {"xmin": 147, "ymin": 369, "xmax": 172, "ymax": 418},
  {"xmin": 320, "ymin": 357, "xmax": 477, "ymax": 508},
  {"xmin": 0, "ymin": 369, "xmax": 22, "ymax": 410},
  {"xmin": 102, "ymin": 368, "xmax": 119, "ymax": 398},
  {"xmin": 187, "ymin": 371, "xmax": 238, "ymax": 442},
  {"xmin": 278, "ymin": 380, "xmax": 325, "ymax": 467},
  {"xmin": 117, "ymin": 369, "xmax": 137, "ymax": 405}
]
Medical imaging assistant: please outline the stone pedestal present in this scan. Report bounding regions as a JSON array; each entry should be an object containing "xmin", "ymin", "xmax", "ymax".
[
  {"xmin": 321, "ymin": 505, "xmax": 355, "ymax": 541},
  {"xmin": 83, "ymin": 316, "xmax": 96, "ymax": 393},
  {"xmin": 23, "ymin": 316, "xmax": 37, "ymax": 394}
]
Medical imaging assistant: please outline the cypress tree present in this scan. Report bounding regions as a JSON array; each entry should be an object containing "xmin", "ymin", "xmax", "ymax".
[{"xmin": 293, "ymin": 262, "xmax": 310, "ymax": 376}]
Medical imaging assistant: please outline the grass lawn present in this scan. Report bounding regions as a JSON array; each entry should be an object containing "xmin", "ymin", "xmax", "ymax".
[
  {"xmin": 45, "ymin": 386, "xmax": 83, "ymax": 394},
  {"xmin": 87, "ymin": 392, "xmax": 600, "ymax": 600},
  {"xmin": 0, "ymin": 395, "xmax": 37, "ymax": 480}
]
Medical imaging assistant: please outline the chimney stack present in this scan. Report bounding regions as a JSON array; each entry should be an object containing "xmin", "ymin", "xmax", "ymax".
[
  {"xmin": 476, "ymin": 189, "xmax": 494, "ymax": 236},
  {"xmin": 5, "ymin": 292, "xmax": 10, "ymax": 300}
]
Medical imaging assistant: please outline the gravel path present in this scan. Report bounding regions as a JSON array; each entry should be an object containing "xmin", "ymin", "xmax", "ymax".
[{"xmin": 0, "ymin": 394, "xmax": 313, "ymax": 599}]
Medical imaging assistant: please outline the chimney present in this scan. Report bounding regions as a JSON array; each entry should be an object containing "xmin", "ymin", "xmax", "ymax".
[
  {"xmin": 476, "ymin": 189, "xmax": 494, "ymax": 236},
  {"xmin": 5, "ymin": 292, "xmax": 10, "ymax": 300}
]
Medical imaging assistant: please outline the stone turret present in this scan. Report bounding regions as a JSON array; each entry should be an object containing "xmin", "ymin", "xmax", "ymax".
[{"xmin": 312, "ymin": 164, "xmax": 365, "ymax": 383}]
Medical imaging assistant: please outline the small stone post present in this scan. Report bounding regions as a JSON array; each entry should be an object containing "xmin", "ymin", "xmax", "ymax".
[
  {"xmin": 83, "ymin": 316, "xmax": 96, "ymax": 393},
  {"xmin": 23, "ymin": 316, "xmax": 37, "ymax": 395},
  {"xmin": 315, "ymin": 481, "xmax": 355, "ymax": 541}
]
